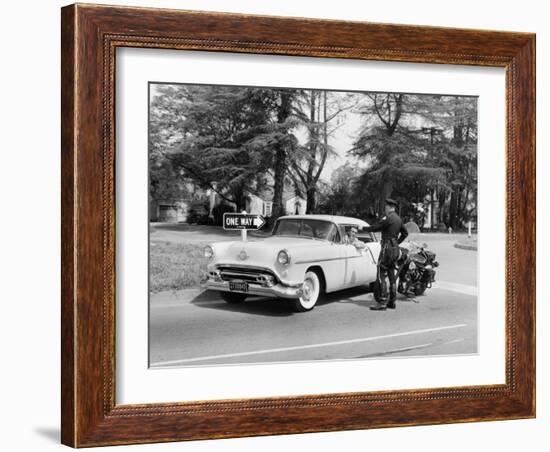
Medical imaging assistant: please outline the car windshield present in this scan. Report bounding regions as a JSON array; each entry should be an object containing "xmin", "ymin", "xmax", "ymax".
[{"xmin": 273, "ymin": 219, "xmax": 338, "ymax": 241}]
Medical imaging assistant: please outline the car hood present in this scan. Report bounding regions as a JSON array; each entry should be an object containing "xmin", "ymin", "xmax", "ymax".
[{"xmin": 215, "ymin": 236, "xmax": 326, "ymax": 268}]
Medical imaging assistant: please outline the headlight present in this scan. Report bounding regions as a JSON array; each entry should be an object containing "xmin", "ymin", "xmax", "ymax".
[
  {"xmin": 277, "ymin": 249, "xmax": 291, "ymax": 265},
  {"xmin": 410, "ymin": 254, "xmax": 426, "ymax": 264},
  {"xmin": 204, "ymin": 245, "xmax": 214, "ymax": 260}
]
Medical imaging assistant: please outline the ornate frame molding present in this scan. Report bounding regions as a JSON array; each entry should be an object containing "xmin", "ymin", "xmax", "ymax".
[{"xmin": 62, "ymin": 4, "xmax": 535, "ymax": 447}]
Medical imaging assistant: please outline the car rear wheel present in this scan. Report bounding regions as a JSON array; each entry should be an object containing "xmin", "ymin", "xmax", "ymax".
[
  {"xmin": 221, "ymin": 292, "xmax": 247, "ymax": 304},
  {"xmin": 288, "ymin": 271, "xmax": 322, "ymax": 312}
]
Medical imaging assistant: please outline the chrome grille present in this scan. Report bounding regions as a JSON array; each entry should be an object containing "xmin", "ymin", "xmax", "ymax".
[{"xmin": 217, "ymin": 266, "xmax": 277, "ymax": 285}]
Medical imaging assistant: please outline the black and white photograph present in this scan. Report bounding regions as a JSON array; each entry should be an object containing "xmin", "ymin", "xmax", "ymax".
[{"xmin": 148, "ymin": 82, "xmax": 479, "ymax": 368}]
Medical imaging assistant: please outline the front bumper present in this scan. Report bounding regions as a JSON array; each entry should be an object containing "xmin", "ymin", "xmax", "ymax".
[{"xmin": 204, "ymin": 279, "xmax": 303, "ymax": 299}]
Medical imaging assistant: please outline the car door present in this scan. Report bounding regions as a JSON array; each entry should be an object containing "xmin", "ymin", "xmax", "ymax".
[
  {"xmin": 362, "ymin": 241, "xmax": 380, "ymax": 283},
  {"xmin": 341, "ymin": 225, "xmax": 379, "ymax": 287},
  {"xmin": 320, "ymin": 224, "xmax": 347, "ymax": 291}
]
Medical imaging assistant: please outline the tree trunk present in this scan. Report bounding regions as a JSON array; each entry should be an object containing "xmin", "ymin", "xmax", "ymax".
[
  {"xmin": 306, "ymin": 187, "xmax": 316, "ymax": 214},
  {"xmin": 272, "ymin": 144, "xmax": 286, "ymax": 217},
  {"xmin": 378, "ymin": 178, "xmax": 393, "ymax": 216},
  {"xmin": 272, "ymin": 91, "xmax": 293, "ymax": 219},
  {"xmin": 449, "ymin": 190, "xmax": 458, "ymax": 229},
  {"xmin": 232, "ymin": 185, "xmax": 247, "ymax": 212},
  {"xmin": 304, "ymin": 91, "xmax": 317, "ymax": 214},
  {"xmin": 438, "ymin": 187, "xmax": 447, "ymax": 225}
]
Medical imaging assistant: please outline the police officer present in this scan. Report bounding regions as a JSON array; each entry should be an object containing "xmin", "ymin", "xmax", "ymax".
[{"xmin": 362, "ymin": 198, "xmax": 409, "ymax": 310}]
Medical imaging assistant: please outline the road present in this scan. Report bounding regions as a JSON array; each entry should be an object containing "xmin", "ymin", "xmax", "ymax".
[{"xmin": 149, "ymin": 230, "xmax": 477, "ymax": 368}]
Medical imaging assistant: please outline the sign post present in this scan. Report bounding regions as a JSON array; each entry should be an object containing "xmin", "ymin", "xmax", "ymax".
[
  {"xmin": 223, "ymin": 211, "xmax": 267, "ymax": 242},
  {"xmin": 241, "ymin": 211, "xmax": 247, "ymax": 242}
]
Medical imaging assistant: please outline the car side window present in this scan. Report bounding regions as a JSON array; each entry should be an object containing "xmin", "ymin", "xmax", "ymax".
[
  {"xmin": 359, "ymin": 232, "xmax": 376, "ymax": 243},
  {"xmin": 328, "ymin": 224, "xmax": 341, "ymax": 243},
  {"xmin": 338, "ymin": 225, "xmax": 347, "ymax": 243}
]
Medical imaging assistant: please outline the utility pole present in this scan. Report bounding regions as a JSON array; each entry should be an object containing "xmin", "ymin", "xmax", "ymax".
[{"xmin": 421, "ymin": 127, "xmax": 443, "ymax": 230}]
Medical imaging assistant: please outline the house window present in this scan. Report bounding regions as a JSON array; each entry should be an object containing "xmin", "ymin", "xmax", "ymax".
[{"xmin": 263, "ymin": 202, "xmax": 273, "ymax": 217}]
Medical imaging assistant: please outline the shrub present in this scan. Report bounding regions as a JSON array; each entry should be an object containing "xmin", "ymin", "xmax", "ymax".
[
  {"xmin": 212, "ymin": 202, "xmax": 235, "ymax": 226},
  {"xmin": 404, "ymin": 221, "xmax": 421, "ymax": 234},
  {"xmin": 187, "ymin": 199, "xmax": 210, "ymax": 224}
]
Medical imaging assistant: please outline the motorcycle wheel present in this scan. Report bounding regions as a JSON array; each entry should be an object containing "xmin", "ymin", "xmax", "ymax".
[{"xmin": 414, "ymin": 282, "xmax": 427, "ymax": 296}]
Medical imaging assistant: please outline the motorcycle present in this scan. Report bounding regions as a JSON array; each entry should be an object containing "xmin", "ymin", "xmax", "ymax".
[{"xmin": 396, "ymin": 241, "xmax": 439, "ymax": 297}]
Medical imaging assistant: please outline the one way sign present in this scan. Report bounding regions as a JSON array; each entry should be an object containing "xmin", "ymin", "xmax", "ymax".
[{"xmin": 223, "ymin": 213, "xmax": 266, "ymax": 230}]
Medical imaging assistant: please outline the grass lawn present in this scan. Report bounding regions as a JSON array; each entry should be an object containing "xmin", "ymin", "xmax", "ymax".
[{"xmin": 149, "ymin": 241, "xmax": 209, "ymax": 292}]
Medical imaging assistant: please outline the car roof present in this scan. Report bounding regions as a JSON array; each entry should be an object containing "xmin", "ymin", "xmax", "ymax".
[{"xmin": 277, "ymin": 214, "xmax": 370, "ymax": 227}]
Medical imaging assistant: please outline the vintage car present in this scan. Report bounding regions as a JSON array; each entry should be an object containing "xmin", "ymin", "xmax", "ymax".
[{"xmin": 203, "ymin": 215, "xmax": 381, "ymax": 312}]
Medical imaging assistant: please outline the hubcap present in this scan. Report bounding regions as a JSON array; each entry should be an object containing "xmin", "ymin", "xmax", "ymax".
[
  {"xmin": 303, "ymin": 280, "xmax": 313, "ymax": 300},
  {"xmin": 299, "ymin": 274, "xmax": 319, "ymax": 309}
]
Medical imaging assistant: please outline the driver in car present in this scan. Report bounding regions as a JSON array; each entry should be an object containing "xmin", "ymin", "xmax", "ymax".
[{"xmin": 346, "ymin": 227, "xmax": 366, "ymax": 251}]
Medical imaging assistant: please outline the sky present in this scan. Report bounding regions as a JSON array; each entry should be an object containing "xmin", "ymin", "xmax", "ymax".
[{"xmin": 295, "ymin": 104, "xmax": 364, "ymax": 183}]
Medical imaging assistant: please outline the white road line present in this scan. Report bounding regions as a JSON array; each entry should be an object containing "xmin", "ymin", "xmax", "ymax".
[
  {"xmin": 352, "ymin": 342, "xmax": 434, "ymax": 359},
  {"xmin": 433, "ymin": 281, "xmax": 477, "ymax": 296},
  {"xmin": 379, "ymin": 342, "xmax": 433, "ymax": 353},
  {"xmin": 351, "ymin": 337, "xmax": 467, "ymax": 359},
  {"xmin": 151, "ymin": 323, "xmax": 467, "ymax": 367},
  {"xmin": 444, "ymin": 338, "xmax": 466, "ymax": 345}
]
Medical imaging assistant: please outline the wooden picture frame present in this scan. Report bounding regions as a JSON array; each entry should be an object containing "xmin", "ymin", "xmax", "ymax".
[{"xmin": 61, "ymin": 3, "xmax": 535, "ymax": 447}]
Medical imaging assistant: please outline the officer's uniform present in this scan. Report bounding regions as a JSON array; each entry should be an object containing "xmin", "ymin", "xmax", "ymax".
[{"xmin": 362, "ymin": 199, "xmax": 408, "ymax": 310}]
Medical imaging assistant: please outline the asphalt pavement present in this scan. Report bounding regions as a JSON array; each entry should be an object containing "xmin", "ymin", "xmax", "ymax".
[{"xmin": 149, "ymin": 233, "xmax": 477, "ymax": 367}]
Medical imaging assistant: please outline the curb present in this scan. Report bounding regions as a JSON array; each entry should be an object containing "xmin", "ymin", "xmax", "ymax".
[{"xmin": 454, "ymin": 241, "xmax": 477, "ymax": 251}]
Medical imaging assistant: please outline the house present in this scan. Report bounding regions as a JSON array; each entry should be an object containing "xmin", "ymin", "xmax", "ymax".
[
  {"xmin": 244, "ymin": 187, "xmax": 306, "ymax": 218},
  {"xmin": 149, "ymin": 199, "xmax": 188, "ymax": 222},
  {"xmin": 150, "ymin": 174, "xmax": 307, "ymax": 223},
  {"xmin": 149, "ymin": 179, "xmax": 207, "ymax": 223},
  {"xmin": 207, "ymin": 185, "xmax": 307, "ymax": 219}
]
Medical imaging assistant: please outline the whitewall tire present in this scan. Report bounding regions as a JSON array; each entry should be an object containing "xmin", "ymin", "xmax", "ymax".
[{"xmin": 289, "ymin": 270, "xmax": 322, "ymax": 312}]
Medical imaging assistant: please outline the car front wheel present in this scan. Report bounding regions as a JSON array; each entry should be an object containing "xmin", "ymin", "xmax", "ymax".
[{"xmin": 289, "ymin": 271, "xmax": 322, "ymax": 312}]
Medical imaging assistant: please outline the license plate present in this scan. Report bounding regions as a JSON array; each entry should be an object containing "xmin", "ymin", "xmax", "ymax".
[{"xmin": 229, "ymin": 280, "xmax": 248, "ymax": 292}]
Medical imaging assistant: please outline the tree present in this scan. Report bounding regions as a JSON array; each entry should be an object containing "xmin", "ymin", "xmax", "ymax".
[
  {"xmin": 150, "ymin": 84, "xmax": 303, "ymax": 215},
  {"xmin": 290, "ymin": 90, "xmax": 354, "ymax": 213},
  {"xmin": 271, "ymin": 89, "xmax": 296, "ymax": 219},
  {"xmin": 157, "ymin": 85, "xmax": 283, "ymax": 211},
  {"xmin": 407, "ymin": 95, "xmax": 478, "ymax": 228},
  {"xmin": 149, "ymin": 85, "xmax": 193, "ymax": 202},
  {"xmin": 351, "ymin": 93, "xmax": 447, "ymax": 216},
  {"xmin": 321, "ymin": 163, "xmax": 360, "ymax": 216}
]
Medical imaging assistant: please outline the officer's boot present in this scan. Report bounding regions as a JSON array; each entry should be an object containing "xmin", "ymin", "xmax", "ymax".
[
  {"xmin": 387, "ymin": 283, "xmax": 397, "ymax": 309},
  {"xmin": 370, "ymin": 276, "xmax": 388, "ymax": 311},
  {"xmin": 370, "ymin": 302, "xmax": 387, "ymax": 311}
]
